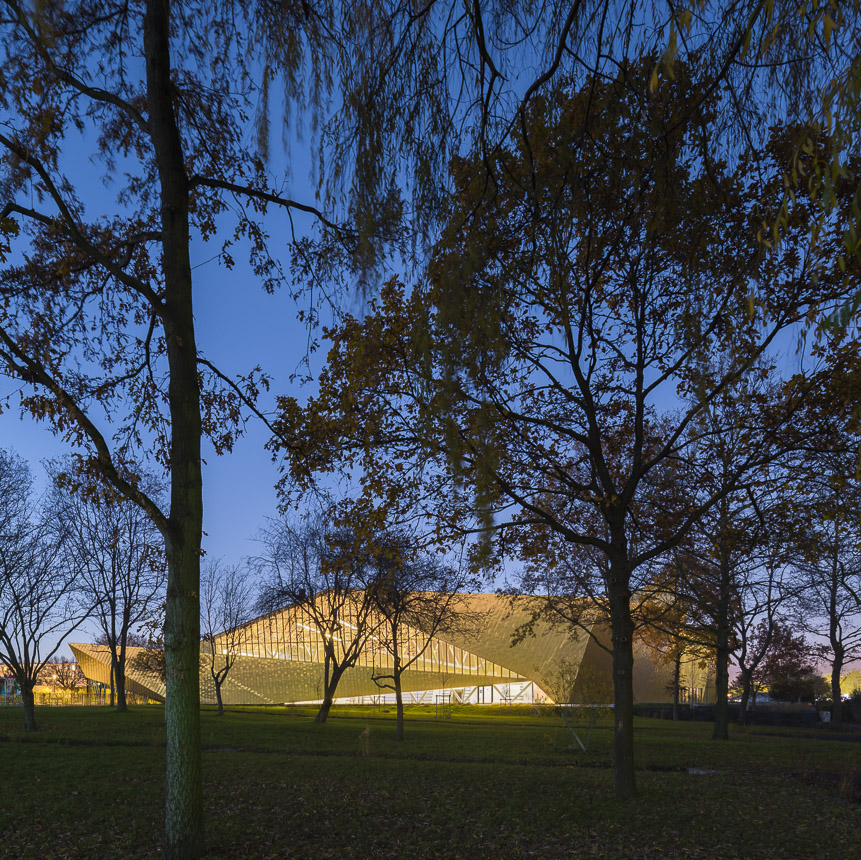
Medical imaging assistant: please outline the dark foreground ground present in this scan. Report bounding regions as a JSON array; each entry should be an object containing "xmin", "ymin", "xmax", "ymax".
[{"xmin": 0, "ymin": 704, "xmax": 858, "ymax": 858}]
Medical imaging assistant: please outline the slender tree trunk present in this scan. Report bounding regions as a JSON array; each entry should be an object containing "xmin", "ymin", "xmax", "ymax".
[
  {"xmin": 115, "ymin": 664, "xmax": 128, "ymax": 713},
  {"xmin": 738, "ymin": 669, "xmax": 751, "ymax": 726},
  {"xmin": 392, "ymin": 631, "xmax": 404, "ymax": 741},
  {"xmin": 672, "ymin": 653, "xmax": 681, "ymax": 721},
  {"xmin": 831, "ymin": 652, "xmax": 844, "ymax": 730},
  {"xmin": 145, "ymin": 1, "xmax": 204, "ymax": 856},
  {"xmin": 215, "ymin": 682, "xmax": 224, "ymax": 717},
  {"xmin": 116, "ymin": 644, "xmax": 128, "ymax": 712},
  {"xmin": 829, "ymin": 543, "xmax": 844, "ymax": 729},
  {"xmin": 316, "ymin": 655, "xmax": 332, "ymax": 723},
  {"xmin": 712, "ymin": 550, "xmax": 731, "ymax": 740},
  {"xmin": 394, "ymin": 671, "xmax": 404, "ymax": 741},
  {"xmin": 21, "ymin": 682, "xmax": 37, "ymax": 732},
  {"xmin": 608, "ymin": 553, "xmax": 636, "ymax": 798},
  {"xmin": 109, "ymin": 658, "xmax": 116, "ymax": 708}
]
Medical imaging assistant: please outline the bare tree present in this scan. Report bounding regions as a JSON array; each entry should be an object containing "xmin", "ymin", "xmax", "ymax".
[
  {"xmin": 726, "ymin": 548, "xmax": 797, "ymax": 725},
  {"xmin": 670, "ymin": 482, "xmax": 793, "ymax": 733},
  {"xmin": 256, "ymin": 509, "xmax": 380, "ymax": 723},
  {"xmin": 793, "ymin": 461, "xmax": 861, "ymax": 728},
  {"xmin": 0, "ymin": 450, "xmax": 90, "ymax": 730},
  {"xmin": 41, "ymin": 655, "xmax": 86, "ymax": 693},
  {"xmin": 367, "ymin": 533, "xmax": 474, "ymax": 741},
  {"xmin": 200, "ymin": 561, "xmax": 255, "ymax": 716},
  {"xmin": 51, "ymin": 465, "xmax": 165, "ymax": 712}
]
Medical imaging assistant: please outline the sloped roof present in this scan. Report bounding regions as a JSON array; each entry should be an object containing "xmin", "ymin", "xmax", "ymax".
[{"xmin": 71, "ymin": 593, "xmax": 707, "ymax": 705}]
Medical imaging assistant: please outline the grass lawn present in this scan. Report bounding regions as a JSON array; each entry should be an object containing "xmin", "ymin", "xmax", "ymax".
[{"xmin": 0, "ymin": 703, "xmax": 858, "ymax": 858}]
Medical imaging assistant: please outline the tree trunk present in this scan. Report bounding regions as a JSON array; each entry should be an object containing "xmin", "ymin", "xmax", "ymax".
[
  {"xmin": 115, "ymin": 664, "xmax": 128, "ymax": 713},
  {"xmin": 315, "ymin": 694, "xmax": 334, "ymax": 723},
  {"xmin": 392, "ymin": 628, "xmax": 404, "ymax": 741},
  {"xmin": 737, "ymin": 669, "xmax": 751, "ymax": 726},
  {"xmin": 672, "ymin": 652, "xmax": 681, "ymax": 721},
  {"xmin": 116, "ymin": 642, "xmax": 128, "ymax": 712},
  {"xmin": 215, "ymin": 682, "xmax": 224, "ymax": 717},
  {"xmin": 315, "ymin": 664, "xmax": 345, "ymax": 723},
  {"xmin": 21, "ymin": 682, "xmax": 37, "ymax": 732},
  {"xmin": 109, "ymin": 657, "xmax": 116, "ymax": 708},
  {"xmin": 712, "ymin": 552, "xmax": 731, "ymax": 741},
  {"xmin": 829, "ymin": 545, "xmax": 844, "ymax": 729},
  {"xmin": 831, "ymin": 653, "xmax": 844, "ymax": 730},
  {"xmin": 145, "ymin": 1, "xmax": 204, "ymax": 856},
  {"xmin": 608, "ymin": 556, "xmax": 636, "ymax": 799},
  {"xmin": 394, "ymin": 671, "xmax": 404, "ymax": 741},
  {"xmin": 162, "ymin": 535, "xmax": 204, "ymax": 859}
]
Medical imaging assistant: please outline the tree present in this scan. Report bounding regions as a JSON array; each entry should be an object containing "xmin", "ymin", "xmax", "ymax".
[
  {"xmin": 0, "ymin": 450, "xmax": 90, "ymax": 730},
  {"xmin": 670, "ymin": 449, "xmax": 804, "ymax": 733},
  {"xmin": 41, "ymin": 655, "xmax": 86, "ymax": 693},
  {"xmin": 0, "ymin": 2, "xmax": 355, "ymax": 852},
  {"xmin": 200, "ymin": 561, "xmax": 255, "ymax": 717},
  {"xmin": 685, "ymin": 435, "xmax": 797, "ymax": 733},
  {"xmin": 732, "ymin": 617, "xmax": 778, "ymax": 712},
  {"xmin": 274, "ymin": 66, "xmax": 858, "ymax": 796},
  {"xmin": 636, "ymin": 571, "xmax": 714, "ymax": 722},
  {"xmin": 792, "ymin": 456, "xmax": 861, "ymax": 727},
  {"xmin": 511, "ymin": 519, "xmax": 705, "ymax": 722},
  {"xmin": 366, "ymin": 532, "xmax": 474, "ymax": 741},
  {"xmin": 665, "ymin": 369, "xmax": 787, "ymax": 736},
  {"xmin": 756, "ymin": 622, "xmax": 822, "ymax": 703},
  {"xmin": 548, "ymin": 659, "xmax": 614, "ymax": 753},
  {"xmin": 128, "ymin": 600, "xmax": 168, "ymax": 691},
  {"xmin": 800, "ymin": 517, "xmax": 861, "ymax": 724},
  {"xmin": 51, "ymin": 465, "xmax": 165, "ymax": 712},
  {"xmin": 256, "ymin": 509, "xmax": 381, "ymax": 724}
]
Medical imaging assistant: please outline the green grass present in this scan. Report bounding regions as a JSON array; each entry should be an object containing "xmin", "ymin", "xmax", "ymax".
[{"xmin": 0, "ymin": 704, "xmax": 859, "ymax": 858}]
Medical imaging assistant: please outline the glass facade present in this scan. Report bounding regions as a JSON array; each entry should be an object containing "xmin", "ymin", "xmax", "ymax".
[{"xmin": 215, "ymin": 602, "xmax": 523, "ymax": 680}]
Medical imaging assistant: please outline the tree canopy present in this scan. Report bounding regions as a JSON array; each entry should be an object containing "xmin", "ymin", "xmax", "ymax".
[{"xmin": 274, "ymin": 64, "xmax": 861, "ymax": 796}]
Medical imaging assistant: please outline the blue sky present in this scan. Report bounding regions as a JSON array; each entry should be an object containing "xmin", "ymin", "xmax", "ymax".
[
  {"xmin": 0, "ymin": 89, "xmax": 353, "ymax": 566},
  {"xmin": 0, "ymin": 224, "xmax": 333, "ymax": 569},
  {"xmin": 0, "ymin": 199, "xmax": 340, "ymax": 655}
]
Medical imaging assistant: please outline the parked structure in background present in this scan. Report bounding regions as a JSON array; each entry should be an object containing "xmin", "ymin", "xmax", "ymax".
[{"xmin": 72, "ymin": 594, "xmax": 712, "ymax": 706}]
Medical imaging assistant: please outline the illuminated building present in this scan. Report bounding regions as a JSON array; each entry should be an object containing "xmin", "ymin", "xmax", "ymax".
[{"xmin": 71, "ymin": 593, "xmax": 712, "ymax": 706}]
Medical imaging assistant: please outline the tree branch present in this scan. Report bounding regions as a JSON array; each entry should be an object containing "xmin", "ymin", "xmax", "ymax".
[
  {"xmin": 188, "ymin": 175, "xmax": 345, "ymax": 236},
  {"xmin": 0, "ymin": 138, "xmax": 163, "ymax": 307},
  {"xmin": 0, "ymin": 323, "xmax": 169, "ymax": 536}
]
